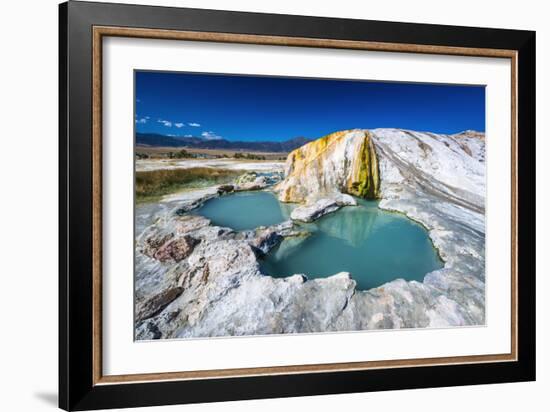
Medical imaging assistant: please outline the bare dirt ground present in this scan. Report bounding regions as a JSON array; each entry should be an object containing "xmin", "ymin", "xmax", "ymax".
[{"xmin": 136, "ymin": 158, "xmax": 285, "ymax": 172}]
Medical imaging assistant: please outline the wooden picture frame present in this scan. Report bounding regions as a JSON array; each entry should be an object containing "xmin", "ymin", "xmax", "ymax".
[{"xmin": 59, "ymin": 1, "xmax": 535, "ymax": 410}]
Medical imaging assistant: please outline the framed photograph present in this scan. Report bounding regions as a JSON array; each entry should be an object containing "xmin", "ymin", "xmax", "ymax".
[{"xmin": 59, "ymin": 1, "xmax": 535, "ymax": 410}]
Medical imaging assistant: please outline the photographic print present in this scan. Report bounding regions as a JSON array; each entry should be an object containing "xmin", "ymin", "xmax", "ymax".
[
  {"xmin": 134, "ymin": 72, "xmax": 486, "ymax": 340},
  {"xmin": 60, "ymin": 4, "xmax": 534, "ymax": 408}
]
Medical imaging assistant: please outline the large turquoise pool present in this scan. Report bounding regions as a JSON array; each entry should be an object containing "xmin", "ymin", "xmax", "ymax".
[{"xmin": 195, "ymin": 191, "xmax": 443, "ymax": 290}]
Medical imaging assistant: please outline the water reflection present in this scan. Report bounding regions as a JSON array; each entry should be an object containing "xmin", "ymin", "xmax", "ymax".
[
  {"xmin": 195, "ymin": 191, "xmax": 294, "ymax": 231},
  {"xmin": 261, "ymin": 199, "xmax": 443, "ymax": 290},
  {"xmin": 313, "ymin": 200, "xmax": 382, "ymax": 247},
  {"xmin": 194, "ymin": 192, "xmax": 443, "ymax": 290}
]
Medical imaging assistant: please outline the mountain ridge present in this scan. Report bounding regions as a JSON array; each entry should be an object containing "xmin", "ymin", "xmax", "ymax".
[{"xmin": 136, "ymin": 133, "xmax": 311, "ymax": 153}]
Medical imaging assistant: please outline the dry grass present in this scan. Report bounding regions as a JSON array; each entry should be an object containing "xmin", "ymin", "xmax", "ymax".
[
  {"xmin": 136, "ymin": 145, "xmax": 288, "ymax": 160},
  {"xmin": 136, "ymin": 167, "xmax": 242, "ymax": 204}
]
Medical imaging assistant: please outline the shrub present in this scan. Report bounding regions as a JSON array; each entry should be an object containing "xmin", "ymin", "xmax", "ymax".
[{"xmin": 135, "ymin": 167, "xmax": 242, "ymax": 203}]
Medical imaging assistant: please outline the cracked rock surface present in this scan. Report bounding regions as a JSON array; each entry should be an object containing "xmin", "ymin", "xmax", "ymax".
[{"xmin": 135, "ymin": 128, "xmax": 486, "ymax": 339}]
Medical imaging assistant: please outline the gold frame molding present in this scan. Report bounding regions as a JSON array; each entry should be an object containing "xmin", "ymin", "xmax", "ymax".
[{"xmin": 91, "ymin": 26, "xmax": 518, "ymax": 386}]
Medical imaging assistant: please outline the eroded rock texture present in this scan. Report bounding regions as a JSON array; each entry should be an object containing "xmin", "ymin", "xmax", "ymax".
[
  {"xmin": 277, "ymin": 130, "xmax": 380, "ymax": 203},
  {"xmin": 135, "ymin": 128, "xmax": 486, "ymax": 339}
]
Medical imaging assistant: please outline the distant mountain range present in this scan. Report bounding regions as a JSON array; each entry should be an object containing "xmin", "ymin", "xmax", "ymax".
[{"xmin": 136, "ymin": 133, "xmax": 311, "ymax": 153}]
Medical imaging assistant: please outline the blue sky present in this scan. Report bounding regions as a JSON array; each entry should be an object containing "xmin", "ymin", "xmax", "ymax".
[{"xmin": 135, "ymin": 71, "xmax": 485, "ymax": 142}]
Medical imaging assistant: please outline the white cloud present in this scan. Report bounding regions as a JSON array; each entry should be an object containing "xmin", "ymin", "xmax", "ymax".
[
  {"xmin": 174, "ymin": 123, "xmax": 185, "ymax": 128},
  {"xmin": 157, "ymin": 119, "xmax": 172, "ymax": 127},
  {"xmin": 201, "ymin": 131, "xmax": 223, "ymax": 140},
  {"xmin": 188, "ymin": 122, "xmax": 201, "ymax": 127},
  {"xmin": 135, "ymin": 117, "xmax": 147, "ymax": 124}
]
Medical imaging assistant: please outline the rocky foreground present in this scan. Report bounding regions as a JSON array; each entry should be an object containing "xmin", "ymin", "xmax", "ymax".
[{"xmin": 135, "ymin": 129, "xmax": 486, "ymax": 339}]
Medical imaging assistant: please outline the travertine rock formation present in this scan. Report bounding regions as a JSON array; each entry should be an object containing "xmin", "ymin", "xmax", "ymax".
[
  {"xmin": 135, "ymin": 128, "xmax": 486, "ymax": 339},
  {"xmin": 277, "ymin": 130, "xmax": 380, "ymax": 203}
]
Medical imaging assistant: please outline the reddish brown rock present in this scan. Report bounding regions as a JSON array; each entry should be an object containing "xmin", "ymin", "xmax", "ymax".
[
  {"xmin": 141, "ymin": 233, "xmax": 174, "ymax": 258},
  {"xmin": 153, "ymin": 235, "xmax": 200, "ymax": 262}
]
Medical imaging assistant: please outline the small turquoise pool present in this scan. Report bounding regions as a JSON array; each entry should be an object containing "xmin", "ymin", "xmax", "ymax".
[
  {"xmin": 195, "ymin": 191, "xmax": 443, "ymax": 290},
  {"xmin": 195, "ymin": 191, "xmax": 294, "ymax": 231}
]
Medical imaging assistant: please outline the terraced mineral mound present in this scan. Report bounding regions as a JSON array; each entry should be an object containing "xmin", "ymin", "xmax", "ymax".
[
  {"xmin": 134, "ymin": 128, "xmax": 486, "ymax": 339},
  {"xmin": 277, "ymin": 130, "xmax": 380, "ymax": 203}
]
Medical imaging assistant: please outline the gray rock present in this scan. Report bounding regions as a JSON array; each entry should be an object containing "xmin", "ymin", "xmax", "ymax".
[
  {"xmin": 235, "ymin": 176, "xmax": 268, "ymax": 191},
  {"xmin": 135, "ymin": 127, "xmax": 487, "ymax": 339},
  {"xmin": 136, "ymin": 287, "xmax": 184, "ymax": 322},
  {"xmin": 235, "ymin": 171, "xmax": 258, "ymax": 185},
  {"xmin": 217, "ymin": 184, "xmax": 234, "ymax": 194},
  {"xmin": 290, "ymin": 194, "xmax": 357, "ymax": 222},
  {"xmin": 244, "ymin": 220, "xmax": 306, "ymax": 255}
]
